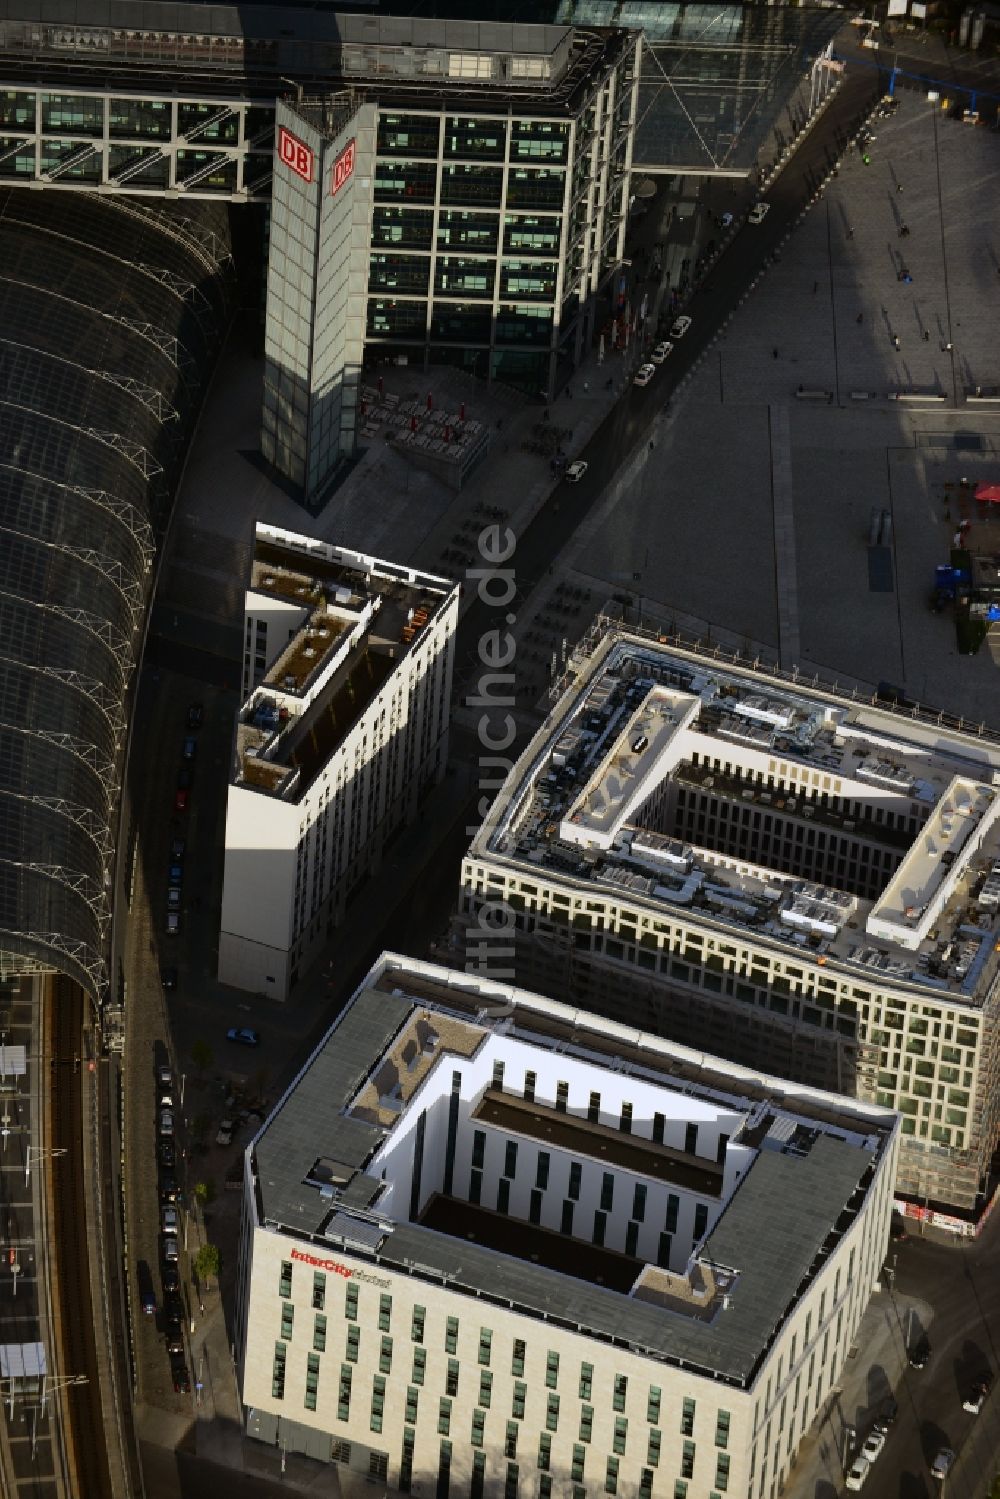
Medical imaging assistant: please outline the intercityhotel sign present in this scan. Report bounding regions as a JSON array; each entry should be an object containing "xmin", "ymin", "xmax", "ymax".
[{"xmin": 290, "ymin": 1246, "xmax": 390, "ymax": 1289}]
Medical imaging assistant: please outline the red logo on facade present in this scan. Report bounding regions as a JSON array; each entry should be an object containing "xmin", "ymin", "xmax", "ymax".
[
  {"xmin": 278, "ymin": 125, "xmax": 314, "ymax": 184},
  {"xmin": 330, "ymin": 139, "xmax": 356, "ymax": 198}
]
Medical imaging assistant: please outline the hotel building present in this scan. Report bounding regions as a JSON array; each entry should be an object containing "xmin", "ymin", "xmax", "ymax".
[
  {"xmin": 457, "ymin": 628, "xmax": 1000, "ymax": 1220},
  {"xmin": 218, "ymin": 524, "xmax": 458, "ymax": 999},
  {"xmin": 235, "ymin": 952, "xmax": 898, "ymax": 1497}
]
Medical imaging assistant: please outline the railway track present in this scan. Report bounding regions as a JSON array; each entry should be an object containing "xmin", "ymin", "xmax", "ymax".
[{"xmin": 48, "ymin": 975, "xmax": 115, "ymax": 1499}]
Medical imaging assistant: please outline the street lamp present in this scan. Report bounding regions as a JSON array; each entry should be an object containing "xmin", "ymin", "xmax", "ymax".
[{"xmin": 25, "ymin": 1145, "xmax": 66, "ymax": 1187}]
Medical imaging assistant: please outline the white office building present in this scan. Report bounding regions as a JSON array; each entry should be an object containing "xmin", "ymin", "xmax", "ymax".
[
  {"xmin": 457, "ymin": 626, "xmax": 1000, "ymax": 1222},
  {"xmin": 235, "ymin": 951, "xmax": 897, "ymax": 1498},
  {"xmin": 218, "ymin": 524, "xmax": 458, "ymax": 998}
]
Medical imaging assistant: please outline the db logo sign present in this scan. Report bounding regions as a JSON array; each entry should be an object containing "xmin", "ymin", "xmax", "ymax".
[
  {"xmin": 278, "ymin": 126, "xmax": 313, "ymax": 184},
  {"xmin": 330, "ymin": 139, "xmax": 356, "ymax": 198}
]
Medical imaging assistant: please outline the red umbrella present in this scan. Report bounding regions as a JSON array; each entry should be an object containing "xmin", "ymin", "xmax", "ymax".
[
  {"xmin": 459, "ymin": 402, "xmax": 466, "ymax": 422},
  {"xmin": 974, "ymin": 483, "xmax": 1000, "ymax": 504}
]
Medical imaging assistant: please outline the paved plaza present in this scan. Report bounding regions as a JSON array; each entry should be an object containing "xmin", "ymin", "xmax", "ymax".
[{"xmin": 573, "ymin": 92, "xmax": 1000, "ymax": 724}]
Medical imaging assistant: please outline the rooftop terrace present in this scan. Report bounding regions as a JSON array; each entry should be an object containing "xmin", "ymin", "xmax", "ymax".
[{"xmin": 233, "ymin": 524, "xmax": 455, "ymax": 801}]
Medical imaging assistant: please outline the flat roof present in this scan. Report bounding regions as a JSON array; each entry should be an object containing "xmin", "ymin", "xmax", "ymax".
[
  {"xmin": 474, "ymin": 631, "xmax": 1000, "ymax": 1006},
  {"xmin": 234, "ymin": 525, "xmax": 456, "ymax": 801},
  {"xmin": 249, "ymin": 956, "xmax": 895, "ymax": 1386}
]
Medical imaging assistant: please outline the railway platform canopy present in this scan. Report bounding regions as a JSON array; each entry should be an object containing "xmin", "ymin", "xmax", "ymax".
[{"xmin": 0, "ymin": 188, "xmax": 234, "ymax": 1002}]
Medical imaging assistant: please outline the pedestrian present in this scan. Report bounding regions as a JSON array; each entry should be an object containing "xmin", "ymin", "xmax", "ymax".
[
  {"xmin": 893, "ymin": 335, "xmax": 900, "ymax": 350},
  {"xmin": 897, "ymin": 182, "xmax": 903, "ymax": 193},
  {"xmin": 847, "ymin": 226, "xmax": 855, "ymax": 239},
  {"xmin": 583, "ymin": 381, "xmax": 589, "ymax": 394},
  {"xmin": 813, "ymin": 281, "xmax": 819, "ymax": 293},
  {"xmin": 772, "ymin": 348, "xmax": 779, "ymax": 359},
  {"xmin": 856, "ymin": 312, "xmax": 864, "ymax": 324},
  {"xmin": 649, "ymin": 440, "xmax": 655, "ymax": 450}
]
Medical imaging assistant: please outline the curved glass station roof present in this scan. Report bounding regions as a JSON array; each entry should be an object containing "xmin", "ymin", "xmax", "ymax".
[{"xmin": 0, "ymin": 188, "xmax": 234, "ymax": 999}]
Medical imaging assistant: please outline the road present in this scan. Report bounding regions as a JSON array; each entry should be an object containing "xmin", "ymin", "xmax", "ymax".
[
  {"xmin": 450, "ymin": 69, "xmax": 884, "ymax": 704},
  {"xmin": 858, "ymin": 1215, "xmax": 1000, "ymax": 1499}
]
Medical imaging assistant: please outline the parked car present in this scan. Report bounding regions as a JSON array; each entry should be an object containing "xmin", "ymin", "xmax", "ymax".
[
  {"xmin": 845, "ymin": 1457, "xmax": 870, "ymax": 1492},
  {"xmin": 160, "ymin": 966, "xmax": 178, "ymax": 991},
  {"xmin": 873, "ymin": 1397, "xmax": 897, "ymax": 1433},
  {"xmin": 158, "ymin": 1140, "xmax": 175, "ymax": 1169},
  {"xmin": 227, "ymin": 1027, "xmax": 260, "ymax": 1047},
  {"xmin": 170, "ymin": 837, "xmax": 186, "ymax": 861},
  {"xmin": 160, "ymin": 1176, "xmax": 179, "ymax": 1205},
  {"xmin": 176, "ymin": 765, "xmax": 193, "ymax": 791},
  {"xmin": 564, "ymin": 460, "xmax": 588, "ymax": 484},
  {"xmin": 670, "ymin": 315, "xmax": 692, "ymax": 338},
  {"xmin": 159, "ymin": 1086, "xmax": 173, "ymax": 1109},
  {"xmin": 159, "ymin": 1109, "xmax": 174, "ymax": 1137},
  {"xmin": 171, "ymin": 1359, "xmax": 191, "ymax": 1393},
  {"xmin": 633, "ymin": 363, "xmax": 656, "ymax": 388},
  {"xmin": 650, "ymin": 340, "xmax": 673, "ymax": 363},
  {"xmin": 889, "ymin": 1212, "xmax": 907, "ymax": 1242},
  {"xmin": 964, "ymin": 1377, "xmax": 990, "ymax": 1414},
  {"xmin": 748, "ymin": 200, "xmax": 770, "ymax": 225},
  {"xmin": 931, "ymin": 1449, "xmax": 955, "ymax": 1481},
  {"xmin": 161, "ymin": 1206, "xmax": 179, "ymax": 1235},
  {"xmin": 186, "ymin": 702, "xmax": 204, "ymax": 731},
  {"xmin": 216, "ymin": 1120, "xmax": 234, "ymax": 1147},
  {"xmin": 162, "ymin": 1264, "xmax": 180, "ymax": 1294},
  {"xmin": 166, "ymin": 911, "xmax": 180, "ymax": 937},
  {"xmin": 138, "ymin": 1258, "xmax": 157, "ymax": 1317},
  {"xmin": 909, "ymin": 1337, "xmax": 931, "ymax": 1369},
  {"xmin": 167, "ymin": 889, "xmax": 181, "ymax": 911},
  {"xmin": 168, "ymin": 862, "xmax": 183, "ymax": 888},
  {"xmin": 157, "ymin": 1064, "xmax": 173, "ymax": 1089},
  {"xmin": 182, "ymin": 736, "xmax": 197, "ymax": 760},
  {"xmin": 163, "ymin": 1290, "xmax": 184, "ymax": 1322},
  {"xmin": 860, "ymin": 1431, "xmax": 886, "ymax": 1464},
  {"xmin": 174, "ymin": 789, "xmax": 189, "ymax": 814},
  {"xmin": 162, "ymin": 1235, "xmax": 179, "ymax": 1264},
  {"xmin": 165, "ymin": 1323, "xmax": 184, "ymax": 1356}
]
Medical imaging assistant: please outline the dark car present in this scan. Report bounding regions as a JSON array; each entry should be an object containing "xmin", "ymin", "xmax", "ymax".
[
  {"xmin": 171, "ymin": 1360, "xmax": 191, "ymax": 1393},
  {"xmin": 186, "ymin": 702, "xmax": 204, "ymax": 730},
  {"xmin": 137, "ymin": 1258, "xmax": 157, "ymax": 1317},
  {"xmin": 162, "ymin": 1265, "xmax": 180, "ymax": 1294},
  {"xmin": 159, "ymin": 1175, "xmax": 179, "ymax": 1204},
  {"xmin": 170, "ymin": 836, "xmax": 186, "ymax": 861},
  {"xmin": 161, "ymin": 966, "xmax": 178, "ymax": 991},
  {"xmin": 227, "ymin": 1027, "xmax": 260, "ymax": 1047},
  {"xmin": 165, "ymin": 1326, "xmax": 184, "ymax": 1356},
  {"xmin": 182, "ymin": 736, "xmax": 197, "ymax": 760},
  {"xmin": 889, "ymin": 1212, "xmax": 907, "ymax": 1242},
  {"xmin": 176, "ymin": 765, "xmax": 193, "ymax": 791},
  {"xmin": 168, "ymin": 862, "xmax": 183, "ymax": 888},
  {"xmin": 163, "ymin": 1290, "xmax": 184, "ymax": 1322},
  {"xmin": 873, "ymin": 1398, "xmax": 898, "ymax": 1433},
  {"xmin": 174, "ymin": 788, "xmax": 189, "ymax": 814},
  {"xmin": 158, "ymin": 1139, "xmax": 175, "ymax": 1170},
  {"xmin": 909, "ymin": 1338, "xmax": 931, "ymax": 1370}
]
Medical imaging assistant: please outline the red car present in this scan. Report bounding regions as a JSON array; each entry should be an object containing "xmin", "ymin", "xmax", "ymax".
[{"xmin": 174, "ymin": 789, "xmax": 189, "ymax": 813}]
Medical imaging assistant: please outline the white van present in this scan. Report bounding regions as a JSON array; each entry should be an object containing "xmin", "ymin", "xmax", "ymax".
[
  {"xmin": 846, "ymin": 1457, "xmax": 871, "ymax": 1492},
  {"xmin": 931, "ymin": 1450, "xmax": 955, "ymax": 1481}
]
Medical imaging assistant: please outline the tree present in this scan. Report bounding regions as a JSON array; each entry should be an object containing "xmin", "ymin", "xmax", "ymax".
[
  {"xmin": 193, "ymin": 1179, "xmax": 215, "ymax": 1207},
  {"xmin": 191, "ymin": 1039, "xmax": 213, "ymax": 1077},
  {"xmin": 194, "ymin": 1242, "xmax": 220, "ymax": 1289}
]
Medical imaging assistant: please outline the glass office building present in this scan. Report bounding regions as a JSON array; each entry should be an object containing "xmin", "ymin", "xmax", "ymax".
[{"xmin": 262, "ymin": 19, "xmax": 639, "ymax": 504}]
